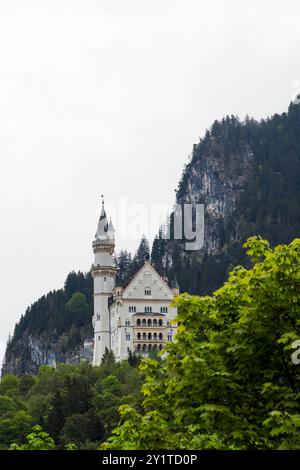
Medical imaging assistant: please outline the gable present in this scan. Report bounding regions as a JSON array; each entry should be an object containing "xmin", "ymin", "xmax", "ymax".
[{"xmin": 122, "ymin": 262, "xmax": 174, "ymax": 300}]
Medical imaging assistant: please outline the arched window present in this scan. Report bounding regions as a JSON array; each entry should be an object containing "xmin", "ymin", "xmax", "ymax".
[
  {"xmin": 148, "ymin": 344, "xmax": 152, "ymax": 350},
  {"xmin": 129, "ymin": 306, "xmax": 131, "ymax": 312},
  {"xmin": 159, "ymin": 333, "xmax": 163, "ymax": 340},
  {"xmin": 125, "ymin": 320, "xmax": 130, "ymax": 326},
  {"xmin": 145, "ymin": 288, "xmax": 152, "ymax": 296},
  {"xmin": 137, "ymin": 344, "xmax": 141, "ymax": 351},
  {"xmin": 142, "ymin": 319, "xmax": 146, "ymax": 326},
  {"xmin": 159, "ymin": 319, "xmax": 163, "ymax": 326},
  {"xmin": 137, "ymin": 332, "xmax": 141, "ymax": 340},
  {"xmin": 143, "ymin": 333, "xmax": 147, "ymax": 340},
  {"xmin": 168, "ymin": 334, "xmax": 172, "ymax": 341},
  {"xmin": 96, "ymin": 313, "xmax": 100, "ymax": 321},
  {"xmin": 148, "ymin": 319, "xmax": 152, "ymax": 326},
  {"xmin": 153, "ymin": 333, "xmax": 157, "ymax": 340},
  {"xmin": 159, "ymin": 344, "xmax": 163, "ymax": 350},
  {"xmin": 142, "ymin": 344, "xmax": 147, "ymax": 351},
  {"xmin": 126, "ymin": 333, "xmax": 131, "ymax": 341},
  {"xmin": 148, "ymin": 332, "xmax": 152, "ymax": 340},
  {"xmin": 136, "ymin": 319, "xmax": 141, "ymax": 326},
  {"xmin": 153, "ymin": 344, "xmax": 157, "ymax": 350},
  {"xmin": 98, "ymin": 335, "xmax": 101, "ymax": 341},
  {"xmin": 153, "ymin": 319, "xmax": 157, "ymax": 326}
]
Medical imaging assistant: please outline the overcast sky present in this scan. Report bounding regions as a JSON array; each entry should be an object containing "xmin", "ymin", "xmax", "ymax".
[{"xmin": 1, "ymin": 0, "xmax": 300, "ymax": 366}]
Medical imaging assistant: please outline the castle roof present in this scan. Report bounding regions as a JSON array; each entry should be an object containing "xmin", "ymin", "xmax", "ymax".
[{"xmin": 120, "ymin": 260, "xmax": 176, "ymax": 299}]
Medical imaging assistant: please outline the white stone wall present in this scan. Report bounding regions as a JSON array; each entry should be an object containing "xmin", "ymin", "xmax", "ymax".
[{"xmin": 109, "ymin": 263, "xmax": 178, "ymax": 361}]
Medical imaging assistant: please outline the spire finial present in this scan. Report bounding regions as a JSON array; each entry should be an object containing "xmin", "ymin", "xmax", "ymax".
[{"xmin": 101, "ymin": 194, "xmax": 105, "ymax": 206}]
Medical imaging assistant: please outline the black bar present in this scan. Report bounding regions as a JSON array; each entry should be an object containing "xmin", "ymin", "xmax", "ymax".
[{"xmin": 0, "ymin": 450, "xmax": 298, "ymax": 467}]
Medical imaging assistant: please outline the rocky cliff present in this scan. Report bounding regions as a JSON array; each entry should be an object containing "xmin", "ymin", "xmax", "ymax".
[{"xmin": 151, "ymin": 104, "xmax": 300, "ymax": 294}]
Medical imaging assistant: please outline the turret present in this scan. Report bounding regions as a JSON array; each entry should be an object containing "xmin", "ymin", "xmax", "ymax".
[
  {"xmin": 171, "ymin": 277, "xmax": 180, "ymax": 296},
  {"xmin": 91, "ymin": 197, "xmax": 116, "ymax": 365}
]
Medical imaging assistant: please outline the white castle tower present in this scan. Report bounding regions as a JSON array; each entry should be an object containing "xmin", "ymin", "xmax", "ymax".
[{"xmin": 91, "ymin": 197, "xmax": 116, "ymax": 365}]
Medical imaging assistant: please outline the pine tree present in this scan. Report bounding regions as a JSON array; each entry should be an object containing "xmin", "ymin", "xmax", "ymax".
[
  {"xmin": 133, "ymin": 236, "xmax": 150, "ymax": 271},
  {"xmin": 101, "ymin": 347, "xmax": 116, "ymax": 365}
]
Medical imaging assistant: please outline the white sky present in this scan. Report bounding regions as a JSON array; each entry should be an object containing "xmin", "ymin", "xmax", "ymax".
[{"xmin": 1, "ymin": 0, "xmax": 300, "ymax": 367}]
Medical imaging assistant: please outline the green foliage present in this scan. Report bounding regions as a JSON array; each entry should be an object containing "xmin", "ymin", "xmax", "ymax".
[
  {"xmin": 9, "ymin": 425, "xmax": 78, "ymax": 450},
  {"xmin": 66, "ymin": 292, "xmax": 89, "ymax": 320},
  {"xmin": 60, "ymin": 411, "xmax": 104, "ymax": 447},
  {"xmin": 9, "ymin": 425, "xmax": 56, "ymax": 450},
  {"xmin": 3, "ymin": 360, "xmax": 142, "ymax": 450},
  {"xmin": 104, "ymin": 237, "xmax": 300, "ymax": 450}
]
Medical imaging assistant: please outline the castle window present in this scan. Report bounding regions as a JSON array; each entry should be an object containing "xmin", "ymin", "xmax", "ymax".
[
  {"xmin": 126, "ymin": 333, "xmax": 130, "ymax": 341},
  {"xmin": 160, "ymin": 306, "xmax": 168, "ymax": 313},
  {"xmin": 104, "ymin": 277, "xmax": 106, "ymax": 282},
  {"xmin": 153, "ymin": 319, "xmax": 157, "ymax": 326},
  {"xmin": 98, "ymin": 335, "xmax": 101, "ymax": 341},
  {"xmin": 148, "ymin": 333, "xmax": 152, "ymax": 340},
  {"xmin": 125, "ymin": 320, "xmax": 130, "ymax": 326},
  {"xmin": 97, "ymin": 314, "xmax": 100, "ymax": 321},
  {"xmin": 137, "ymin": 344, "xmax": 141, "ymax": 351},
  {"xmin": 148, "ymin": 344, "xmax": 152, "ymax": 350},
  {"xmin": 153, "ymin": 333, "xmax": 157, "ymax": 340},
  {"xmin": 129, "ymin": 306, "xmax": 131, "ymax": 312},
  {"xmin": 142, "ymin": 344, "xmax": 147, "ymax": 351},
  {"xmin": 137, "ymin": 332, "xmax": 141, "ymax": 340},
  {"xmin": 159, "ymin": 344, "xmax": 163, "ymax": 350},
  {"xmin": 159, "ymin": 319, "xmax": 163, "ymax": 326},
  {"xmin": 129, "ymin": 306, "xmax": 136, "ymax": 313},
  {"xmin": 147, "ymin": 319, "xmax": 152, "ymax": 326},
  {"xmin": 145, "ymin": 288, "xmax": 152, "ymax": 296},
  {"xmin": 159, "ymin": 333, "xmax": 163, "ymax": 340},
  {"xmin": 142, "ymin": 319, "xmax": 146, "ymax": 326},
  {"xmin": 168, "ymin": 334, "xmax": 172, "ymax": 341},
  {"xmin": 143, "ymin": 332, "xmax": 147, "ymax": 340},
  {"xmin": 136, "ymin": 319, "xmax": 141, "ymax": 326}
]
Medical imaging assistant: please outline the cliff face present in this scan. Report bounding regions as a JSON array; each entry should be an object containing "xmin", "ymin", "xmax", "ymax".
[
  {"xmin": 3, "ymin": 333, "xmax": 79, "ymax": 376},
  {"xmin": 178, "ymin": 129, "xmax": 254, "ymax": 255}
]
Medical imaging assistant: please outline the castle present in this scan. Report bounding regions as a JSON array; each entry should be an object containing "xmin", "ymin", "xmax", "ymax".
[{"xmin": 91, "ymin": 199, "xmax": 179, "ymax": 365}]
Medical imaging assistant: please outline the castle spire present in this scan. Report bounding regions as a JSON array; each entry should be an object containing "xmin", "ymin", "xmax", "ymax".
[{"xmin": 95, "ymin": 195, "xmax": 109, "ymax": 240}]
